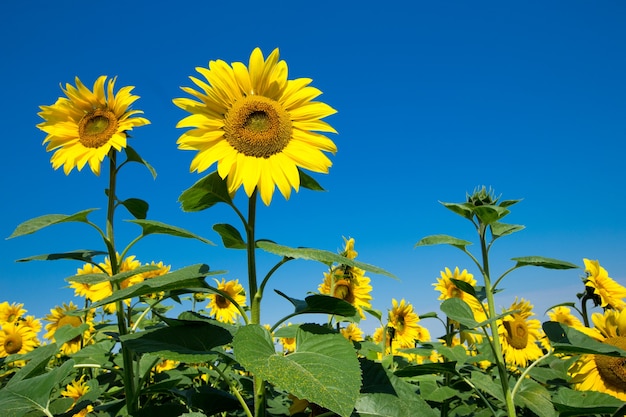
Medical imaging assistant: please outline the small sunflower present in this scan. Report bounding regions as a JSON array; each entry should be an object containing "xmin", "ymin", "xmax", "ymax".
[
  {"xmin": 138, "ymin": 261, "xmax": 171, "ymax": 300},
  {"xmin": 548, "ymin": 306, "xmax": 584, "ymax": 328},
  {"xmin": 0, "ymin": 322, "xmax": 39, "ymax": 357},
  {"xmin": 433, "ymin": 267, "xmax": 487, "ymax": 323},
  {"xmin": 154, "ymin": 359, "xmax": 179, "ymax": 373},
  {"xmin": 207, "ymin": 278, "xmax": 246, "ymax": 324},
  {"xmin": 319, "ymin": 266, "xmax": 372, "ymax": 319},
  {"xmin": 174, "ymin": 47, "xmax": 337, "ymax": 205},
  {"xmin": 44, "ymin": 302, "xmax": 94, "ymax": 355},
  {"xmin": 21, "ymin": 315, "xmax": 43, "ymax": 334},
  {"xmin": 498, "ymin": 298, "xmax": 544, "ymax": 367},
  {"xmin": 584, "ymin": 258, "xmax": 626, "ymax": 310},
  {"xmin": 569, "ymin": 308, "xmax": 626, "ymax": 401},
  {"xmin": 340, "ymin": 323, "xmax": 364, "ymax": 342},
  {"xmin": 61, "ymin": 375, "xmax": 90, "ymax": 403},
  {"xmin": 37, "ymin": 76, "xmax": 149, "ymax": 175},
  {"xmin": 387, "ymin": 299, "xmax": 430, "ymax": 349},
  {"xmin": 0, "ymin": 302, "xmax": 27, "ymax": 325}
]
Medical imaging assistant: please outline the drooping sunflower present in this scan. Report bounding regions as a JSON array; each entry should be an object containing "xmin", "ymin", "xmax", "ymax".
[
  {"xmin": 498, "ymin": 298, "xmax": 544, "ymax": 367},
  {"xmin": 340, "ymin": 323, "xmax": 364, "ymax": 342},
  {"xmin": 0, "ymin": 302, "xmax": 27, "ymax": 325},
  {"xmin": 37, "ymin": 76, "xmax": 149, "ymax": 175},
  {"xmin": 387, "ymin": 299, "xmax": 431, "ymax": 349},
  {"xmin": 207, "ymin": 278, "xmax": 246, "ymax": 324},
  {"xmin": 173, "ymin": 47, "xmax": 337, "ymax": 205},
  {"xmin": 0, "ymin": 322, "xmax": 39, "ymax": 357},
  {"xmin": 44, "ymin": 302, "xmax": 94, "ymax": 355},
  {"xmin": 319, "ymin": 265, "xmax": 372, "ymax": 319},
  {"xmin": 583, "ymin": 258, "xmax": 626, "ymax": 310}
]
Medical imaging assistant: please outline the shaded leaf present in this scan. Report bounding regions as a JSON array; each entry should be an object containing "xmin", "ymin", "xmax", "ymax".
[
  {"xmin": 257, "ymin": 241, "xmax": 395, "ymax": 278},
  {"xmin": 299, "ymin": 169, "xmax": 325, "ymax": 191},
  {"xmin": 393, "ymin": 361, "xmax": 457, "ymax": 377},
  {"xmin": 470, "ymin": 370, "xmax": 505, "ymax": 403},
  {"xmin": 213, "ymin": 223, "xmax": 246, "ymax": 249},
  {"xmin": 275, "ymin": 290, "xmax": 358, "ymax": 318},
  {"xmin": 125, "ymin": 145, "xmax": 157, "ymax": 179},
  {"xmin": 415, "ymin": 234, "xmax": 472, "ymax": 250},
  {"xmin": 121, "ymin": 197, "xmax": 149, "ymax": 219},
  {"xmin": 16, "ymin": 249, "xmax": 107, "ymax": 263},
  {"xmin": 128, "ymin": 219, "xmax": 213, "ymax": 244},
  {"xmin": 450, "ymin": 278, "xmax": 477, "ymax": 298},
  {"xmin": 552, "ymin": 388, "xmax": 624, "ymax": 416},
  {"xmin": 8, "ymin": 209, "xmax": 98, "ymax": 239},
  {"xmin": 178, "ymin": 171, "xmax": 232, "ymax": 212},
  {"xmin": 543, "ymin": 321, "xmax": 626, "ymax": 356},
  {"xmin": 514, "ymin": 379, "xmax": 556, "ymax": 417},
  {"xmin": 512, "ymin": 256, "xmax": 579, "ymax": 270}
]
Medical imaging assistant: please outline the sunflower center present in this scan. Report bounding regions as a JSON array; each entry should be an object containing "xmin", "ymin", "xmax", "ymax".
[
  {"xmin": 504, "ymin": 317, "xmax": 529, "ymax": 349},
  {"xmin": 224, "ymin": 96, "xmax": 292, "ymax": 158},
  {"xmin": 58, "ymin": 315, "xmax": 84, "ymax": 343},
  {"xmin": 4, "ymin": 333, "xmax": 23, "ymax": 354},
  {"xmin": 595, "ymin": 336, "xmax": 626, "ymax": 390},
  {"xmin": 333, "ymin": 279, "xmax": 355, "ymax": 304},
  {"xmin": 78, "ymin": 109, "xmax": 119, "ymax": 148},
  {"xmin": 215, "ymin": 295, "xmax": 230, "ymax": 309}
]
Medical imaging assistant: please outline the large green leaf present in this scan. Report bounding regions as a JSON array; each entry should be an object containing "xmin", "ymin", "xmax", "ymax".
[
  {"xmin": 89, "ymin": 264, "xmax": 217, "ymax": 307},
  {"xmin": 0, "ymin": 359, "xmax": 74, "ymax": 417},
  {"xmin": 512, "ymin": 256, "xmax": 579, "ymax": 270},
  {"xmin": 4, "ymin": 344, "xmax": 58, "ymax": 385},
  {"xmin": 121, "ymin": 320, "xmax": 233, "ymax": 362},
  {"xmin": 552, "ymin": 388, "xmax": 625, "ymax": 416},
  {"xmin": 473, "ymin": 205, "xmax": 509, "ymax": 225},
  {"xmin": 440, "ymin": 298, "xmax": 479, "ymax": 329},
  {"xmin": 125, "ymin": 145, "xmax": 157, "ymax": 179},
  {"xmin": 213, "ymin": 223, "xmax": 246, "ymax": 249},
  {"xmin": 491, "ymin": 221, "xmax": 525, "ymax": 238},
  {"xmin": 121, "ymin": 197, "xmax": 149, "ymax": 219},
  {"xmin": 275, "ymin": 290, "xmax": 358, "ymax": 318},
  {"xmin": 7, "ymin": 209, "xmax": 98, "ymax": 239},
  {"xmin": 16, "ymin": 249, "xmax": 107, "ymax": 263},
  {"xmin": 233, "ymin": 324, "xmax": 361, "ymax": 417},
  {"xmin": 514, "ymin": 379, "xmax": 556, "ymax": 417},
  {"xmin": 543, "ymin": 321, "xmax": 626, "ymax": 356},
  {"xmin": 178, "ymin": 171, "xmax": 233, "ymax": 212},
  {"xmin": 128, "ymin": 219, "xmax": 213, "ymax": 244},
  {"xmin": 414, "ymin": 234, "xmax": 472, "ymax": 250},
  {"xmin": 256, "ymin": 241, "xmax": 396, "ymax": 279}
]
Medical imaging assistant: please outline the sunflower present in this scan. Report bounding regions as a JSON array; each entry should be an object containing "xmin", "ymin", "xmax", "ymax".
[
  {"xmin": 567, "ymin": 308, "xmax": 626, "ymax": 400},
  {"xmin": 0, "ymin": 302, "xmax": 27, "ymax": 325},
  {"xmin": 0, "ymin": 322, "xmax": 39, "ymax": 357},
  {"xmin": 37, "ymin": 76, "xmax": 149, "ymax": 175},
  {"xmin": 44, "ymin": 302, "xmax": 94, "ymax": 355},
  {"xmin": 154, "ymin": 359, "xmax": 179, "ymax": 373},
  {"xmin": 548, "ymin": 306, "xmax": 584, "ymax": 328},
  {"xmin": 498, "ymin": 298, "xmax": 544, "ymax": 367},
  {"xmin": 21, "ymin": 315, "xmax": 43, "ymax": 335},
  {"xmin": 173, "ymin": 47, "xmax": 337, "ymax": 205},
  {"xmin": 433, "ymin": 266, "xmax": 488, "ymax": 326},
  {"xmin": 207, "ymin": 278, "xmax": 246, "ymax": 324},
  {"xmin": 340, "ymin": 323, "xmax": 364, "ymax": 342},
  {"xmin": 387, "ymin": 299, "xmax": 430, "ymax": 349},
  {"xmin": 138, "ymin": 261, "xmax": 171, "ymax": 300},
  {"xmin": 583, "ymin": 258, "xmax": 626, "ymax": 310},
  {"xmin": 61, "ymin": 375, "xmax": 90, "ymax": 403}
]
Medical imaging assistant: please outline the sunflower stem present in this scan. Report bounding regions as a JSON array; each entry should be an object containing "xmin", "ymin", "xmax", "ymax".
[{"xmin": 479, "ymin": 223, "xmax": 516, "ymax": 417}]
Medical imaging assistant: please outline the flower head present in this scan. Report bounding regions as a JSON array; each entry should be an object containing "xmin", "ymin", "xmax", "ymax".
[
  {"xmin": 0, "ymin": 322, "xmax": 39, "ymax": 357},
  {"xmin": 548, "ymin": 306, "xmax": 584, "ymax": 328},
  {"xmin": 174, "ymin": 47, "xmax": 337, "ymax": 205},
  {"xmin": 433, "ymin": 267, "xmax": 487, "ymax": 322},
  {"xmin": 61, "ymin": 375, "xmax": 90, "ymax": 403},
  {"xmin": 0, "ymin": 302, "xmax": 27, "ymax": 325},
  {"xmin": 207, "ymin": 278, "xmax": 246, "ymax": 324},
  {"xmin": 37, "ymin": 76, "xmax": 149, "ymax": 175},
  {"xmin": 584, "ymin": 259, "xmax": 626, "ymax": 310},
  {"xmin": 44, "ymin": 302, "xmax": 94, "ymax": 355},
  {"xmin": 569, "ymin": 308, "xmax": 626, "ymax": 401},
  {"xmin": 498, "ymin": 298, "xmax": 544, "ymax": 367},
  {"xmin": 340, "ymin": 323, "xmax": 364, "ymax": 342},
  {"xmin": 387, "ymin": 299, "xmax": 430, "ymax": 349}
]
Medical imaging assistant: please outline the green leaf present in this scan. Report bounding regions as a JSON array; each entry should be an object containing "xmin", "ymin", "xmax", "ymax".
[
  {"xmin": 0, "ymin": 359, "xmax": 74, "ymax": 417},
  {"xmin": 414, "ymin": 234, "xmax": 472, "ymax": 250},
  {"xmin": 473, "ymin": 205, "xmax": 509, "ymax": 225},
  {"xmin": 16, "ymin": 249, "xmax": 107, "ymax": 263},
  {"xmin": 552, "ymin": 388, "xmax": 625, "ymax": 416},
  {"xmin": 298, "ymin": 169, "xmax": 325, "ymax": 191},
  {"xmin": 7, "ymin": 209, "xmax": 98, "ymax": 239},
  {"xmin": 125, "ymin": 145, "xmax": 157, "ymax": 179},
  {"xmin": 440, "ymin": 202, "xmax": 474, "ymax": 220},
  {"xmin": 543, "ymin": 321, "xmax": 626, "ymax": 356},
  {"xmin": 4, "ymin": 344, "xmax": 59, "ymax": 385},
  {"xmin": 514, "ymin": 379, "xmax": 556, "ymax": 417},
  {"xmin": 499, "ymin": 199, "xmax": 522, "ymax": 208},
  {"xmin": 89, "ymin": 264, "xmax": 217, "ymax": 308},
  {"xmin": 66, "ymin": 264, "xmax": 159, "ymax": 285},
  {"xmin": 393, "ymin": 361, "xmax": 457, "ymax": 377},
  {"xmin": 469, "ymin": 370, "xmax": 505, "ymax": 404},
  {"xmin": 491, "ymin": 221, "xmax": 525, "ymax": 238},
  {"xmin": 128, "ymin": 219, "xmax": 214, "ymax": 244},
  {"xmin": 440, "ymin": 298, "xmax": 479, "ymax": 329},
  {"xmin": 449, "ymin": 278, "xmax": 477, "ymax": 298},
  {"xmin": 512, "ymin": 256, "xmax": 579, "ymax": 270},
  {"xmin": 256, "ymin": 241, "xmax": 396, "ymax": 279},
  {"xmin": 178, "ymin": 171, "xmax": 233, "ymax": 212},
  {"xmin": 213, "ymin": 223, "xmax": 246, "ymax": 249},
  {"xmin": 121, "ymin": 320, "xmax": 233, "ymax": 362},
  {"xmin": 121, "ymin": 197, "xmax": 149, "ymax": 219},
  {"xmin": 233, "ymin": 324, "xmax": 362, "ymax": 417},
  {"xmin": 275, "ymin": 290, "xmax": 358, "ymax": 318}
]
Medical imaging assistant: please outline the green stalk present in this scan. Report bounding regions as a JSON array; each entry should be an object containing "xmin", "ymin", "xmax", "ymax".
[
  {"xmin": 105, "ymin": 151, "xmax": 138, "ymax": 414},
  {"xmin": 479, "ymin": 223, "xmax": 516, "ymax": 417}
]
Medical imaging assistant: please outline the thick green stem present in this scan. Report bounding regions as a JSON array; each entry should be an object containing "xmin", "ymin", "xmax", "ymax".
[{"xmin": 479, "ymin": 224, "xmax": 516, "ymax": 417}]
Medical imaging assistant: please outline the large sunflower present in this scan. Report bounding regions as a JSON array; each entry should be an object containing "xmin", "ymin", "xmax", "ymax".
[
  {"xmin": 498, "ymin": 298, "xmax": 544, "ymax": 367},
  {"xmin": 37, "ymin": 76, "xmax": 149, "ymax": 175},
  {"xmin": 569, "ymin": 308, "xmax": 626, "ymax": 400},
  {"xmin": 0, "ymin": 322, "xmax": 39, "ymax": 357},
  {"xmin": 207, "ymin": 278, "xmax": 246, "ymax": 324},
  {"xmin": 583, "ymin": 258, "xmax": 626, "ymax": 310},
  {"xmin": 387, "ymin": 298, "xmax": 431, "ymax": 349},
  {"xmin": 173, "ymin": 48, "xmax": 337, "ymax": 205},
  {"xmin": 44, "ymin": 302, "xmax": 94, "ymax": 355}
]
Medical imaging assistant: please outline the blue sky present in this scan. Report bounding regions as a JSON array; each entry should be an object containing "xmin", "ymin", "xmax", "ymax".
[{"xmin": 1, "ymin": 1, "xmax": 625, "ymax": 336}]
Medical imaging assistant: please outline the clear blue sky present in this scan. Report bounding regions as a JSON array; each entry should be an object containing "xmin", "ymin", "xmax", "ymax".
[{"xmin": 2, "ymin": 1, "xmax": 625, "ymax": 336}]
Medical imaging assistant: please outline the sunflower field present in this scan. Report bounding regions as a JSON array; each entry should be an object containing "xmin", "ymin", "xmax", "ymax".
[{"xmin": 2, "ymin": 48, "xmax": 626, "ymax": 417}]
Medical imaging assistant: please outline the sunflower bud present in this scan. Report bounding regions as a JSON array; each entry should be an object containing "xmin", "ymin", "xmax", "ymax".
[{"xmin": 466, "ymin": 186, "xmax": 499, "ymax": 206}]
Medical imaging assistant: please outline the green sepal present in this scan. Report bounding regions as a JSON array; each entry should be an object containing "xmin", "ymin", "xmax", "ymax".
[
  {"xmin": 256, "ymin": 240, "xmax": 396, "ymax": 278},
  {"xmin": 7, "ymin": 208, "xmax": 98, "ymax": 239},
  {"xmin": 16, "ymin": 249, "xmax": 107, "ymax": 263},
  {"xmin": 125, "ymin": 145, "xmax": 157, "ymax": 179},
  {"xmin": 178, "ymin": 171, "xmax": 232, "ymax": 212},
  {"xmin": 512, "ymin": 256, "xmax": 579, "ymax": 270},
  {"xmin": 213, "ymin": 223, "xmax": 246, "ymax": 249},
  {"xmin": 440, "ymin": 202, "xmax": 474, "ymax": 220},
  {"xmin": 128, "ymin": 219, "xmax": 213, "ymax": 244},
  {"xmin": 415, "ymin": 234, "xmax": 472, "ymax": 250},
  {"xmin": 473, "ymin": 204, "xmax": 510, "ymax": 225},
  {"xmin": 121, "ymin": 197, "xmax": 149, "ymax": 219}
]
